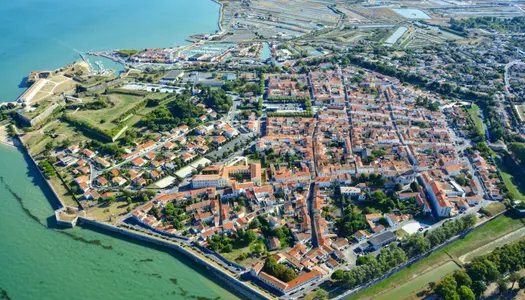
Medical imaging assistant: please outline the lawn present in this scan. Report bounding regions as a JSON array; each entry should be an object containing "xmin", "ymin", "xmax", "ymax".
[
  {"xmin": 466, "ymin": 103, "xmax": 484, "ymax": 136},
  {"xmin": 348, "ymin": 214, "xmax": 525, "ymax": 300},
  {"xmin": 68, "ymin": 94, "xmax": 144, "ymax": 131}
]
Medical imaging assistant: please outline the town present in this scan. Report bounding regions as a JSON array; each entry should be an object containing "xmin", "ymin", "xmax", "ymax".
[{"xmin": 1, "ymin": 1, "xmax": 525, "ymax": 299}]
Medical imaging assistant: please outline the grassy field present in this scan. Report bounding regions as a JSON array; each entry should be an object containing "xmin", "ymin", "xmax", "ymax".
[
  {"xmin": 445, "ymin": 213, "xmax": 524, "ymax": 258},
  {"xmin": 48, "ymin": 176, "xmax": 78, "ymax": 208},
  {"xmin": 87, "ymin": 202, "xmax": 130, "ymax": 223},
  {"xmin": 496, "ymin": 158, "xmax": 525, "ymax": 201},
  {"xmin": 349, "ymin": 214, "xmax": 525, "ymax": 300},
  {"xmin": 481, "ymin": 202, "xmax": 506, "ymax": 216},
  {"xmin": 68, "ymin": 94, "xmax": 144, "ymax": 131},
  {"xmin": 467, "ymin": 103, "xmax": 484, "ymax": 135}
]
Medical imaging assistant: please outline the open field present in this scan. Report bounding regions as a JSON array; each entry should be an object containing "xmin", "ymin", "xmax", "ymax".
[
  {"xmin": 481, "ymin": 201, "xmax": 506, "ymax": 216},
  {"xmin": 496, "ymin": 158, "xmax": 525, "ymax": 201},
  {"xmin": 467, "ymin": 103, "xmax": 484, "ymax": 135},
  {"xmin": 349, "ymin": 214, "xmax": 525, "ymax": 300},
  {"xmin": 22, "ymin": 132, "xmax": 51, "ymax": 156},
  {"xmin": 87, "ymin": 201, "xmax": 130, "ymax": 224},
  {"xmin": 48, "ymin": 176, "xmax": 78, "ymax": 208},
  {"xmin": 67, "ymin": 94, "xmax": 144, "ymax": 131},
  {"xmin": 445, "ymin": 213, "xmax": 524, "ymax": 259}
]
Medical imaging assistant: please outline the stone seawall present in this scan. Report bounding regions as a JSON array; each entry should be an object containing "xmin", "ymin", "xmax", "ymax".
[
  {"xmin": 79, "ymin": 217, "xmax": 272, "ymax": 300},
  {"xmin": 18, "ymin": 135, "xmax": 66, "ymax": 209}
]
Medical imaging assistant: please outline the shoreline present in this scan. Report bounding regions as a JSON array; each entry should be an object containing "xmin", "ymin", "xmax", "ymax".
[
  {"xmin": 211, "ymin": 0, "xmax": 224, "ymax": 33},
  {"xmin": 12, "ymin": 133, "xmax": 272, "ymax": 300},
  {"xmin": 79, "ymin": 217, "xmax": 272, "ymax": 300},
  {"xmin": 0, "ymin": 125, "xmax": 15, "ymax": 148}
]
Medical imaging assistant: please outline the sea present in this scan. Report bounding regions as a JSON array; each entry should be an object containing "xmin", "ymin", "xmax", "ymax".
[{"xmin": 0, "ymin": 0, "xmax": 240, "ymax": 299}]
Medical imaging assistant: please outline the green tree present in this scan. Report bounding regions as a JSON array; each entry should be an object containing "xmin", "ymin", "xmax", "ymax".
[
  {"xmin": 457, "ymin": 285, "xmax": 475, "ymax": 300},
  {"xmin": 453, "ymin": 270, "xmax": 472, "ymax": 288},
  {"xmin": 313, "ymin": 288, "xmax": 328, "ymax": 300},
  {"xmin": 332, "ymin": 269, "xmax": 344, "ymax": 281},
  {"xmin": 497, "ymin": 279, "xmax": 508, "ymax": 295},
  {"xmin": 410, "ymin": 181, "xmax": 419, "ymax": 192},
  {"xmin": 471, "ymin": 280, "xmax": 487, "ymax": 298},
  {"xmin": 519, "ymin": 276, "xmax": 525, "ymax": 290},
  {"xmin": 509, "ymin": 272, "xmax": 521, "ymax": 289},
  {"xmin": 428, "ymin": 281, "xmax": 436, "ymax": 292},
  {"xmin": 435, "ymin": 276, "xmax": 458, "ymax": 300}
]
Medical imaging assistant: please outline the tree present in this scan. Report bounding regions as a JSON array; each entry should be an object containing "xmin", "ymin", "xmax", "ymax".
[
  {"xmin": 428, "ymin": 281, "xmax": 436, "ymax": 292},
  {"xmin": 509, "ymin": 272, "xmax": 521, "ymax": 289},
  {"xmin": 497, "ymin": 278, "xmax": 508, "ymax": 295},
  {"xmin": 281, "ymin": 268, "xmax": 297, "ymax": 282},
  {"xmin": 453, "ymin": 270, "xmax": 472, "ymax": 288},
  {"xmin": 471, "ymin": 280, "xmax": 487, "ymax": 298},
  {"xmin": 435, "ymin": 276, "xmax": 458, "ymax": 300},
  {"xmin": 332, "ymin": 269, "xmax": 344, "ymax": 281},
  {"xmin": 246, "ymin": 230, "xmax": 257, "ymax": 243},
  {"xmin": 410, "ymin": 181, "xmax": 419, "ymax": 192},
  {"xmin": 519, "ymin": 276, "xmax": 525, "ymax": 290},
  {"xmin": 402, "ymin": 233, "xmax": 430, "ymax": 257},
  {"xmin": 394, "ymin": 183, "xmax": 403, "ymax": 192},
  {"xmin": 457, "ymin": 285, "xmax": 475, "ymax": 300},
  {"xmin": 313, "ymin": 288, "xmax": 328, "ymax": 300}
]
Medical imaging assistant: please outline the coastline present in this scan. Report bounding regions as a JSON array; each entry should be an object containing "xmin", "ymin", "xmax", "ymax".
[
  {"xmin": 12, "ymin": 133, "xmax": 272, "ymax": 300},
  {"xmin": 0, "ymin": 125, "xmax": 15, "ymax": 148},
  {"xmin": 211, "ymin": 0, "xmax": 224, "ymax": 33},
  {"xmin": 79, "ymin": 217, "xmax": 272, "ymax": 300}
]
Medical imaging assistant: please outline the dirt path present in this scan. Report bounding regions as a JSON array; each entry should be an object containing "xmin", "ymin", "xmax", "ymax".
[{"xmin": 459, "ymin": 227, "xmax": 525, "ymax": 263}]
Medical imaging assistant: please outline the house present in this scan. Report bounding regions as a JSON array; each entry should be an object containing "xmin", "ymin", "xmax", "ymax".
[
  {"xmin": 340, "ymin": 186, "xmax": 365, "ymax": 201},
  {"xmin": 96, "ymin": 177, "xmax": 108, "ymax": 186},
  {"xmin": 67, "ymin": 144, "xmax": 80, "ymax": 154},
  {"xmin": 82, "ymin": 149, "xmax": 95, "ymax": 159},
  {"xmin": 267, "ymin": 237, "xmax": 281, "ymax": 251},
  {"xmin": 353, "ymin": 230, "xmax": 368, "ymax": 242},
  {"xmin": 132, "ymin": 157, "xmax": 146, "ymax": 167},
  {"xmin": 444, "ymin": 163, "xmax": 462, "ymax": 176},
  {"xmin": 332, "ymin": 238, "xmax": 349, "ymax": 250},
  {"xmin": 385, "ymin": 213, "xmax": 410, "ymax": 227},
  {"xmin": 112, "ymin": 176, "xmax": 127, "ymax": 186}
]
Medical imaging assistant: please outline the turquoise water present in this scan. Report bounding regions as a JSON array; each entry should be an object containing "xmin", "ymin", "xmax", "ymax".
[
  {"xmin": 260, "ymin": 43, "xmax": 272, "ymax": 60},
  {"xmin": 0, "ymin": 0, "xmax": 241, "ymax": 298},
  {"xmin": 0, "ymin": 145, "xmax": 239, "ymax": 299},
  {"xmin": 0, "ymin": 0, "xmax": 220, "ymax": 101}
]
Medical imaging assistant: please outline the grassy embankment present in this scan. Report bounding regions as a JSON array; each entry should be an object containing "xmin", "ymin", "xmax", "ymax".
[
  {"xmin": 349, "ymin": 214, "xmax": 525, "ymax": 300},
  {"xmin": 466, "ymin": 103, "xmax": 484, "ymax": 136}
]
